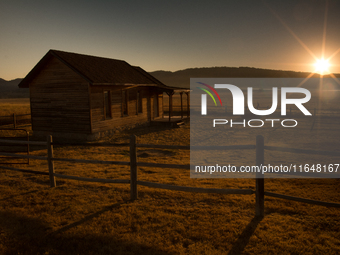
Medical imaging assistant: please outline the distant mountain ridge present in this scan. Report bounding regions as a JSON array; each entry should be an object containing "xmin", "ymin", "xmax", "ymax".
[
  {"xmin": 0, "ymin": 78, "xmax": 28, "ymax": 98},
  {"xmin": 149, "ymin": 66, "xmax": 340, "ymax": 88},
  {"xmin": 1, "ymin": 66, "xmax": 339, "ymax": 98}
]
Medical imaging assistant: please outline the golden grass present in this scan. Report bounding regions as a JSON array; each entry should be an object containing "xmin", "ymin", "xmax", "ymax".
[
  {"xmin": 0, "ymin": 98, "xmax": 30, "ymax": 116},
  {"xmin": 0, "ymin": 98, "xmax": 31, "ymax": 137},
  {"xmin": 1, "ymin": 99, "xmax": 340, "ymax": 254}
]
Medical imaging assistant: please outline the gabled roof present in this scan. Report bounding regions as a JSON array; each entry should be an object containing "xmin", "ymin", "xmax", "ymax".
[{"xmin": 18, "ymin": 50, "xmax": 172, "ymax": 88}]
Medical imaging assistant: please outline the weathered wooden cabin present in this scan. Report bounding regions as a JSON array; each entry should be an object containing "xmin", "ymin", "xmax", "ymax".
[{"xmin": 19, "ymin": 50, "xmax": 188, "ymax": 140}]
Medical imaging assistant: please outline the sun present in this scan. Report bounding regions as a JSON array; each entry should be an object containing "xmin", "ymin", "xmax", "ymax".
[{"xmin": 314, "ymin": 58, "xmax": 331, "ymax": 75}]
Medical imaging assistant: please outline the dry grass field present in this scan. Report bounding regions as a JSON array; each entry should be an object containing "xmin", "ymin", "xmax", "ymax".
[
  {"xmin": 0, "ymin": 98, "xmax": 30, "ymax": 116},
  {"xmin": 0, "ymin": 98, "xmax": 340, "ymax": 254},
  {"xmin": 0, "ymin": 98, "xmax": 31, "ymax": 134}
]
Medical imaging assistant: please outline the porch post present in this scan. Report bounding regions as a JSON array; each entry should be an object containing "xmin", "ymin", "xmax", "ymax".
[
  {"xmin": 169, "ymin": 92, "xmax": 173, "ymax": 122},
  {"xmin": 185, "ymin": 92, "xmax": 190, "ymax": 117}
]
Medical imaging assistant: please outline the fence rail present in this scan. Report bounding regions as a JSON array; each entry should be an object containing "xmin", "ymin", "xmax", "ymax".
[
  {"xmin": 0, "ymin": 165, "xmax": 49, "ymax": 175},
  {"xmin": 264, "ymin": 191, "xmax": 340, "ymax": 208},
  {"xmin": 264, "ymin": 145, "xmax": 340, "ymax": 157},
  {"xmin": 0, "ymin": 129, "xmax": 30, "ymax": 164},
  {"xmin": 0, "ymin": 135, "xmax": 340, "ymax": 217},
  {"xmin": 0, "ymin": 152, "xmax": 46, "ymax": 161},
  {"xmin": 52, "ymin": 157, "xmax": 130, "ymax": 166},
  {"xmin": 54, "ymin": 173, "xmax": 130, "ymax": 184},
  {"xmin": 0, "ymin": 139, "xmax": 46, "ymax": 146},
  {"xmin": 137, "ymin": 180, "xmax": 254, "ymax": 194},
  {"xmin": 0, "ymin": 113, "xmax": 31, "ymax": 128}
]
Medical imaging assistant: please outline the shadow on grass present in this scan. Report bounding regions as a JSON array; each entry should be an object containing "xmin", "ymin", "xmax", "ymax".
[
  {"xmin": 0, "ymin": 200, "xmax": 173, "ymax": 255},
  {"xmin": 51, "ymin": 201, "xmax": 129, "ymax": 236},
  {"xmin": 124, "ymin": 124, "xmax": 174, "ymax": 138},
  {"xmin": 228, "ymin": 215, "xmax": 264, "ymax": 255},
  {"xmin": 0, "ymin": 189, "xmax": 39, "ymax": 202}
]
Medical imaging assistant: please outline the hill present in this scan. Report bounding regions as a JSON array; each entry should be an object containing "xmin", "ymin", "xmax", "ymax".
[
  {"xmin": 0, "ymin": 78, "xmax": 28, "ymax": 98},
  {"xmin": 1, "ymin": 66, "xmax": 339, "ymax": 98},
  {"xmin": 150, "ymin": 66, "xmax": 339, "ymax": 88}
]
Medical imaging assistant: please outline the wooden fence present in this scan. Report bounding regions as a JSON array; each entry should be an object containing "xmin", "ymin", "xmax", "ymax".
[
  {"xmin": 0, "ymin": 113, "xmax": 31, "ymax": 128},
  {"xmin": 0, "ymin": 128, "xmax": 30, "ymax": 164},
  {"xmin": 0, "ymin": 135, "xmax": 340, "ymax": 217}
]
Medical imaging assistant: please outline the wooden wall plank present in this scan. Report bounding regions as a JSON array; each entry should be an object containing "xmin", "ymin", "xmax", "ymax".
[{"xmin": 29, "ymin": 56, "xmax": 91, "ymax": 134}]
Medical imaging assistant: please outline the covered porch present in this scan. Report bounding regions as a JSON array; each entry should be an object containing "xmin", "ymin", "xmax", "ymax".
[{"xmin": 152, "ymin": 87, "xmax": 190, "ymax": 127}]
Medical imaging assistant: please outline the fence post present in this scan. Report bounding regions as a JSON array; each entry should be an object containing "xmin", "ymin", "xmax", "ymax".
[
  {"xmin": 27, "ymin": 131, "xmax": 30, "ymax": 165},
  {"xmin": 47, "ymin": 135, "xmax": 56, "ymax": 187},
  {"xmin": 13, "ymin": 113, "xmax": 16, "ymax": 129},
  {"xmin": 255, "ymin": 135, "xmax": 264, "ymax": 217},
  {"xmin": 130, "ymin": 135, "xmax": 138, "ymax": 200}
]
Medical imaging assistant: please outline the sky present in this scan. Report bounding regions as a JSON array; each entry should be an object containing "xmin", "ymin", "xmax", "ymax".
[{"xmin": 1, "ymin": 0, "xmax": 340, "ymax": 80}]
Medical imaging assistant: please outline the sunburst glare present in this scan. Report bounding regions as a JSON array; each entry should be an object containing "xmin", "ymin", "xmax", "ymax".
[{"xmin": 314, "ymin": 58, "xmax": 331, "ymax": 75}]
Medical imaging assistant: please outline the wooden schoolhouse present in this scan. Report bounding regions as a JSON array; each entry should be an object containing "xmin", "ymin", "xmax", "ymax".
[{"xmin": 18, "ymin": 50, "xmax": 189, "ymax": 140}]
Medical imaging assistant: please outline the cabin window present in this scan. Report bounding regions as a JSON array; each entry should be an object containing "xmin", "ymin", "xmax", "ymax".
[
  {"xmin": 137, "ymin": 91, "xmax": 143, "ymax": 114},
  {"xmin": 104, "ymin": 91, "xmax": 112, "ymax": 119},
  {"xmin": 122, "ymin": 90, "xmax": 129, "ymax": 116}
]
